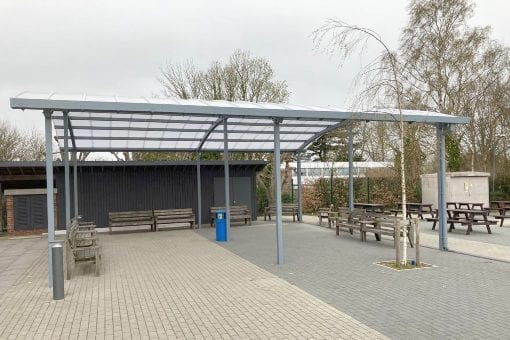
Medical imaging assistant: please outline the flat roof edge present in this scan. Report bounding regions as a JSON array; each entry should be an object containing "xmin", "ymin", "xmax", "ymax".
[{"xmin": 0, "ymin": 160, "xmax": 267, "ymax": 168}]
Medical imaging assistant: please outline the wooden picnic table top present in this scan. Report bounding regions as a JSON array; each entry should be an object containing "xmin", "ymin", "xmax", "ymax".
[
  {"xmin": 490, "ymin": 201, "xmax": 510, "ymax": 209},
  {"xmin": 353, "ymin": 203, "xmax": 385, "ymax": 212},
  {"xmin": 449, "ymin": 208, "xmax": 488, "ymax": 215},
  {"xmin": 399, "ymin": 202, "xmax": 432, "ymax": 206},
  {"xmin": 354, "ymin": 203, "xmax": 384, "ymax": 208},
  {"xmin": 447, "ymin": 202, "xmax": 485, "ymax": 210},
  {"xmin": 398, "ymin": 202, "xmax": 433, "ymax": 210}
]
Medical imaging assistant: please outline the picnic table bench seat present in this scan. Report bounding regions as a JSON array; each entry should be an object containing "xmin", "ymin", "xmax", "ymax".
[
  {"xmin": 66, "ymin": 217, "xmax": 101, "ymax": 279},
  {"xmin": 210, "ymin": 206, "xmax": 252, "ymax": 227},
  {"xmin": 154, "ymin": 208, "xmax": 195, "ymax": 231},
  {"xmin": 264, "ymin": 204, "xmax": 298, "ymax": 222},
  {"xmin": 494, "ymin": 215, "xmax": 509, "ymax": 227},
  {"xmin": 108, "ymin": 210, "xmax": 155, "ymax": 233}
]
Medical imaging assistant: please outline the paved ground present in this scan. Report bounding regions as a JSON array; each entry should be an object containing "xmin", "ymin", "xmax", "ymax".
[
  {"xmin": 0, "ymin": 231, "xmax": 386, "ymax": 339},
  {"xmin": 306, "ymin": 214, "xmax": 510, "ymax": 263},
  {"xmin": 419, "ymin": 216, "xmax": 510, "ymax": 245},
  {"xmin": 0, "ymin": 236, "xmax": 46, "ymax": 297},
  {"xmin": 199, "ymin": 219, "xmax": 510, "ymax": 339}
]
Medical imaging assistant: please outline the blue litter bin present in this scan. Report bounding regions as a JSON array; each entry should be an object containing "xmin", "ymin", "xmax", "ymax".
[{"xmin": 215, "ymin": 210, "xmax": 227, "ymax": 241}]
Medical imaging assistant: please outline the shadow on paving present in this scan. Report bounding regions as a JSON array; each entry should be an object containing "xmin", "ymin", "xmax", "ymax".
[{"xmin": 197, "ymin": 222, "xmax": 510, "ymax": 340}]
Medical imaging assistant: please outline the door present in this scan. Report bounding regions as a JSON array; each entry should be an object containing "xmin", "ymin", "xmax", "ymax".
[{"xmin": 213, "ymin": 177, "xmax": 252, "ymax": 209}]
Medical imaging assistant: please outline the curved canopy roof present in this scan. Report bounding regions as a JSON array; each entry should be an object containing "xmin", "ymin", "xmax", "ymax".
[{"xmin": 10, "ymin": 92, "xmax": 469, "ymax": 152}]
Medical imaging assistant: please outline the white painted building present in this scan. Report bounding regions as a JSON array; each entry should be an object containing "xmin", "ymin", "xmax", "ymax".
[
  {"xmin": 421, "ymin": 172, "xmax": 490, "ymax": 208},
  {"xmin": 283, "ymin": 161, "xmax": 392, "ymax": 185}
]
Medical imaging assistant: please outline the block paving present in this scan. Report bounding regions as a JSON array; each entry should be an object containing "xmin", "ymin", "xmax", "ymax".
[
  {"xmin": 201, "ymin": 219, "xmax": 510, "ymax": 339},
  {"xmin": 0, "ymin": 231, "xmax": 386, "ymax": 339}
]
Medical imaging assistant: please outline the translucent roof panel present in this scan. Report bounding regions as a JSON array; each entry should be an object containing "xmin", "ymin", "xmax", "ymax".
[{"xmin": 11, "ymin": 92, "xmax": 469, "ymax": 152}]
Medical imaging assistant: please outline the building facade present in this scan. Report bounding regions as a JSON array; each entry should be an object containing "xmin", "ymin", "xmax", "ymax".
[{"xmin": 0, "ymin": 161, "xmax": 265, "ymax": 233}]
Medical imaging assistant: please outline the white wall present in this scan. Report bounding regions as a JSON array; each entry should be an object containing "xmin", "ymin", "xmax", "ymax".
[{"xmin": 421, "ymin": 172, "xmax": 490, "ymax": 209}]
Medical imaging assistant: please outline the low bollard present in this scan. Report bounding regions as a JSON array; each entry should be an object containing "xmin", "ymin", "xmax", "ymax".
[{"xmin": 51, "ymin": 243, "xmax": 64, "ymax": 300}]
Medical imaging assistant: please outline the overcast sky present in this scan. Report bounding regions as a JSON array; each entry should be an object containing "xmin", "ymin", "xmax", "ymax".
[{"xmin": 1, "ymin": 0, "xmax": 508, "ymax": 134}]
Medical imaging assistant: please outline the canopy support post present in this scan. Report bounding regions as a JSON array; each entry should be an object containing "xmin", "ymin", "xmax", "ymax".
[
  {"xmin": 73, "ymin": 151, "xmax": 78, "ymax": 218},
  {"xmin": 348, "ymin": 127, "xmax": 354, "ymax": 210},
  {"xmin": 296, "ymin": 152, "xmax": 303, "ymax": 222},
  {"xmin": 274, "ymin": 118, "xmax": 283, "ymax": 264},
  {"xmin": 223, "ymin": 119, "xmax": 230, "ymax": 241},
  {"xmin": 437, "ymin": 124, "xmax": 448, "ymax": 251},
  {"xmin": 196, "ymin": 151, "xmax": 202, "ymax": 229},
  {"xmin": 63, "ymin": 112, "xmax": 70, "ymax": 230},
  {"xmin": 44, "ymin": 110, "xmax": 55, "ymax": 287}
]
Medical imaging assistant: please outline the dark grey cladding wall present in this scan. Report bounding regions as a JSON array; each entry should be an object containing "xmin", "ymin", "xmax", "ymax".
[{"xmin": 55, "ymin": 164, "xmax": 259, "ymax": 229}]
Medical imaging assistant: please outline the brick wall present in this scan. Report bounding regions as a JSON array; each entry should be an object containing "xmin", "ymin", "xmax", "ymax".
[{"xmin": 6, "ymin": 195, "xmax": 13, "ymax": 233}]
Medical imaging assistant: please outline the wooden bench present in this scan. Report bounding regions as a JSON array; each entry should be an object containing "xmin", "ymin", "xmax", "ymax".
[
  {"xmin": 264, "ymin": 204, "xmax": 298, "ymax": 222},
  {"xmin": 336, "ymin": 210, "xmax": 414, "ymax": 247},
  {"xmin": 363, "ymin": 215, "xmax": 414, "ymax": 247},
  {"xmin": 210, "ymin": 206, "xmax": 252, "ymax": 226},
  {"xmin": 66, "ymin": 217, "xmax": 101, "ymax": 279},
  {"xmin": 335, "ymin": 208, "xmax": 365, "ymax": 240},
  {"xmin": 154, "ymin": 208, "xmax": 195, "ymax": 231},
  {"xmin": 317, "ymin": 205, "xmax": 334, "ymax": 227},
  {"xmin": 108, "ymin": 210, "xmax": 155, "ymax": 233}
]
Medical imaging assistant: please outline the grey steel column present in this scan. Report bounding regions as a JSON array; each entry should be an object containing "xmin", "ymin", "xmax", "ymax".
[
  {"xmin": 296, "ymin": 152, "xmax": 303, "ymax": 222},
  {"xmin": 437, "ymin": 124, "xmax": 448, "ymax": 251},
  {"xmin": 196, "ymin": 151, "xmax": 202, "ymax": 229},
  {"xmin": 73, "ymin": 151, "xmax": 78, "ymax": 218},
  {"xmin": 44, "ymin": 110, "xmax": 55, "ymax": 287},
  {"xmin": 274, "ymin": 119, "xmax": 283, "ymax": 264},
  {"xmin": 63, "ymin": 112, "xmax": 70, "ymax": 229},
  {"xmin": 223, "ymin": 119, "xmax": 230, "ymax": 241},
  {"xmin": 348, "ymin": 127, "xmax": 354, "ymax": 210}
]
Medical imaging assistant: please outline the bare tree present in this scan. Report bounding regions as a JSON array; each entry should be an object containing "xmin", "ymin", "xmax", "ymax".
[
  {"xmin": 0, "ymin": 121, "xmax": 46, "ymax": 161},
  {"xmin": 398, "ymin": 0, "xmax": 510, "ymax": 172},
  {"xmin": 110, "ymin": 152, "xmax": 132, "ymax": 161},
  {"xmin": 159, "ymin": 50, "xmax": 290, "ymax": 103},
  {"xmin": 314, "ymin": 18, "xmax": 410, "ymax": 266},
  {"xmin": 154, "ymin": 50, "xmax": 291, "ymax": 204}
]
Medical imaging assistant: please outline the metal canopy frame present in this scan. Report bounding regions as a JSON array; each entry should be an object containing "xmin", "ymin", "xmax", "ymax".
[{"xmin": 10, "ymin": 92, "xmax": 469, "ymax": 287}]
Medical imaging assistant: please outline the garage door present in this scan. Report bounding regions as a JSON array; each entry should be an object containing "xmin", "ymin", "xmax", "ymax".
[{"xmin": 14, "ymin": 195, "xmax": 48, "ymax": 230}]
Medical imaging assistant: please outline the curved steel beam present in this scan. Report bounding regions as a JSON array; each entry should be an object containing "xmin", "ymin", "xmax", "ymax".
[
  {"xmin": 66, "ymin": 114, "xmax": 77, "ymax": 150},
  {"xmin": 296, "ymin": 120, "xmax": 349, "ymax": 152},
  {"xmin": 197, "ymin": 118, "xmax": 225, "ymax": 152}
]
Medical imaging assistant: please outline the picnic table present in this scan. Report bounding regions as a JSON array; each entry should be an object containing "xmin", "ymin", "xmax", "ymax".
[
  {"xmin": 490, "ymin": 201, "xmax": 510, "ymax": 227},
  {"xmin": 394, "ymin": 203, "xmax": 434, "ymax": 219},
  {"xmin": 447, "ymin": 202, "xmax": 484, "ymax": 210},
  {"xmin": 353, "ymin": 203, "xmax": 385, "ymax": 213},
  {"xmin": 447, "ymin": 208, "xmax": 496, "ymax": 235}
]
